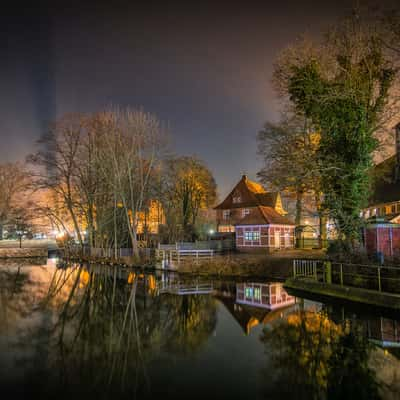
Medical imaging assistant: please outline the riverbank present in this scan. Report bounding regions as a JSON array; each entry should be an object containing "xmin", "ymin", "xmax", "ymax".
[
  {"xmin": 65, "ymin": 249, "xmax": 326, "ymax": 279},
  {"xmin": 0, "ymin": 247, "xmax": 48, "ymax": 258},
  {"xmin": 285, "ymin": 278, "xmax": 400, "ymax": 310},
  {"xmin": 0, "ymin": 239, "xmax": 57, "ymax": 259}
]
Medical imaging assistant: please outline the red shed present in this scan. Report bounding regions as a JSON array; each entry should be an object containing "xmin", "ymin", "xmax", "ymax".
[
  {"xmin": 235, "ymin": 206, "xmax": 295, "ymax": 251},
  {"xmin": 364, "ymin": 220, "xmax": 400, "ymax": 258}
]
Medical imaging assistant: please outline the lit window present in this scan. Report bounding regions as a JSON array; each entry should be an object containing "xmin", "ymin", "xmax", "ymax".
[
  {"xmin": 245, "ymin": 287, "xmax": 253, "ymax": 299},
  {"xmin": 244, "ymin": 231, "xmax": 260, "ymax": 241},
  {"xmin": 254, "ymin": 287, "xmax": 261, "ymax": 301},
  {"xmin": 242, "ymin": 208, "xmax": 250, "ymax": 217},
  {"xmin": 223, "ymin": 210, "xmax": 230, "ymax": 220}
]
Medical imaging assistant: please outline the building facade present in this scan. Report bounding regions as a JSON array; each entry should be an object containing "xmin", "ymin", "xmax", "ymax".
[
  {"xmin": 214, "ymin": 175, "xmax": 295, "ymax": 250},
  {"xmin": 362, "ymin": 123, "xmax": 400, "ymax": 224}
]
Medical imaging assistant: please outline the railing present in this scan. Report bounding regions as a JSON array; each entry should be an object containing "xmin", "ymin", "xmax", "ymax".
[
  {"xmin": 293, "ymin": 259, "xmax": 321, "ymax": 279},
  {"xmin": 156, "ymin": 248, "xmax": 215, "ymax": 268},
  {"xmin": 67, "ymin": 246, "xmax": 152, "ymax": 260},
  {"xmin": 158, "ymin": 282, "xmax": 214, "ymax": 295},
  {"xmin": 292, "ymin": 259, "xmax": 400, "ymax": 295},
  {"xmin": 159, "ymin": 240, "xmax": 234, "ymax": 252}
]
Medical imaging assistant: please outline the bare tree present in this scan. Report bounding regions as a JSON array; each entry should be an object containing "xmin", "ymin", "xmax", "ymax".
[
  {"xmin": 95, "ymin": 108, "xmax": 166, "ymax": 257},
  {"xmin": 161, "ymin": 156, "xmax": 217, "ymax": 242},
  {"xmin": 28, "ymin": 114, "xmax": 87, "ymax": 250},
  {"xmin": 0, "ymin": 162, "xmax": 30, "ymax": 239}
]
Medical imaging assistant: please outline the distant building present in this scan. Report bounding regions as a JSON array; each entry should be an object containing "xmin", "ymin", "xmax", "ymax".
[
  {"xmin": 362, "ymin": 123, "xmax": 400, "ymax": 223},
  {"xmin": 214, "ymin": 175, "xmax": 295, "ymax": 250},
  {"xmin": 136, "ymin": 199, "xmax": 165, "ymax": 235}
]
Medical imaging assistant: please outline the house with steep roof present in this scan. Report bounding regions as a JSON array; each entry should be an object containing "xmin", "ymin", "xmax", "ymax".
[{"xmin": 214, "ymin": 175, "xmax": 295, "ymax": 250}]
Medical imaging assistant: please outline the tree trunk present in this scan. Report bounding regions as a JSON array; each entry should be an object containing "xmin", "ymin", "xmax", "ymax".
[
  {"xmin": 319, "ymin": 213, "xmax": 327, "ymax": 249},
  {"xmin": 295, "ymin": 190, "xmax": 303, "ymax": 226}
]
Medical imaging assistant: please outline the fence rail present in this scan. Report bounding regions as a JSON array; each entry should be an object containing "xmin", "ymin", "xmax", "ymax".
[
  {"xmin": 156, "ymin": 248, "xmax": 215, "ymax": 268},
  {"xmin": 158, "ymin": 282, "xmax": 214, "ymax": 295},
  {"xmin": 67, "ymin": 246, "xmax": 152, "ymax": 260},
  {"xmin": 292, "ymin": 259, "xmax": 400, "ymax": 295}
]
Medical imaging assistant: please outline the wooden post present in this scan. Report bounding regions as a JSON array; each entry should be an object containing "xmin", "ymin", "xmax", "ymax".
[
  {"xmin": 314, "ymin": 261, "xmax": 317, "ymax": 281},
  {"xmin": 293, "ymin": 260, "xmax": 296, "ymax": 278},
  {"xmin": 340, "ymin": 264, "xmax": 343, "ymax": 286},
  {"xmin": 325, "ymin": 261, "xmax": 332, "ymax": 284},
  {"xmin": 378, "ymin": 267, "xmax": 382, "ymax": 292}
]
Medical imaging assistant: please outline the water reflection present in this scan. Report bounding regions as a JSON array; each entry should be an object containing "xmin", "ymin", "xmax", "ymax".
[{"xmin": 0, "ymin": 262, "xmax": 399, "ymax": 399}]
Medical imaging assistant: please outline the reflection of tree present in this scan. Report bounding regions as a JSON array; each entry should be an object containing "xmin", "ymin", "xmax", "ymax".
[
  {"xmin": 161, "ymin": 294, "xmax": 217, "ymax": 355},
  {"xmin": 327, "ymin": 327, "xmax": 380, "ymax": 399},
  {"xmin": 0, "ymin": 267, "xmax": 29, "ymax": 334},
  {"xmin": 15, "ymin": 265, "xmax": 217, "ymax": 398},
  {"xmin": 260, "ymin": 310, "xmax": 380, "ymax": 400}
]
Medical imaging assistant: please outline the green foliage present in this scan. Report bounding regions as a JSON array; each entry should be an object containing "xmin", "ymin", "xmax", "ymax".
[
  {"xmin": 285, "ymin": 16, "xmax": 396, "ymax": 245},
  {"xmin": 161, "ymin": 156, "xmax": 217, "ymax": 242}
]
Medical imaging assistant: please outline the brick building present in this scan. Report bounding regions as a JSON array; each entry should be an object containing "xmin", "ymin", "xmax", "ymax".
[{"xmin": 214, "ymin": 175, "xmax": 295, "ymax": 250}]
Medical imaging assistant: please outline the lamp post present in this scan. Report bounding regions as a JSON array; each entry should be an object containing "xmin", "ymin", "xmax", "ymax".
[{"xmin": 16, "ymin": 230, "xmax": 23, "ymax": 248}]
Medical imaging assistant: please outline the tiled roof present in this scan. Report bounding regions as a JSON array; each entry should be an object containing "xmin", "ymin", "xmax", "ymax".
[
  {"xmin": 214, "ymin": 175, "xmax": 279, "ymax": 210},
  {"xmin": 254, "ymin": 192, "xmax": 277, "ymax": 208},
  {"xmin": 245, "ymin": 179, "xmax": 266, "ymax": 194},
  {"xmin": 235, "ymin": 206, "xmax": 295, "ymax": 226}
]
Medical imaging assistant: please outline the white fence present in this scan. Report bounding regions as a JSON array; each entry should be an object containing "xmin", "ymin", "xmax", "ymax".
[
  {"xmin": 68, "ymin": 246, "xmax": 152, "ymax": 259},
  {"xmin": 293, "ymin": 259, "xmax": 321, "ymax": 279},
  {"xmin": 156, "ymin": 248, "xmax": 215, "ymax": 268}
]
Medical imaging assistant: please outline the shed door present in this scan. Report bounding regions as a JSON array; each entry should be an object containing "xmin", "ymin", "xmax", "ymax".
[
  {"xmin": 285, "ymin": 233, "xmax": 290, "ymax": 248},
  {"xmin": 274, "ymin": 231, "xmax": 280, "ymax": 248}
]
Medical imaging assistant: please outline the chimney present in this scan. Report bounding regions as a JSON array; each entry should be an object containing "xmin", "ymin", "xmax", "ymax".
[{"xmin": 396, "ymin": 123, "xmax": 400, "ymax": 181}]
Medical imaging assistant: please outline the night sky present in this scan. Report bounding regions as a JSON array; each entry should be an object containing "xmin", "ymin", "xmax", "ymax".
[{"xmin": 1, "ymin": 1, "xmax": 397, "ymax": 197}]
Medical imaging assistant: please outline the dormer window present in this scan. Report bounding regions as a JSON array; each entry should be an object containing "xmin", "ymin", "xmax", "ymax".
[
  {"xmin": 223, "ymin": 210, "xmax": 230, "ymax": 220},
  {"xmin": 232, "ymin": 195, "xmax": 241, "ymax": 204},
  {"xmin": 242, "ymin": 208, "xmax": 250, "ymax": 217}
]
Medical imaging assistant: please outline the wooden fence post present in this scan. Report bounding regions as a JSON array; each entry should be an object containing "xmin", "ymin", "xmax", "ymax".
[
  {"xmin": 314, "ymin": 261, "xmax": 317, "ymax": 281},
  {"xmin": 293, "ymin": 260, "xmax": 296, "ymax": 278},
  {"xmin": 378, "ymin": 267, "xmax": 382, "ymax": 292},
  {"xmin": 340, "ymin": 264, "xmax": 343, "ymax": 286}
]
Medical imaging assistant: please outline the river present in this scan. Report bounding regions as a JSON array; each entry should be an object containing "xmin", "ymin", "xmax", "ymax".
[{"xmin": 0, "ymin": 258, "xmax": 399, "ymax": 399}]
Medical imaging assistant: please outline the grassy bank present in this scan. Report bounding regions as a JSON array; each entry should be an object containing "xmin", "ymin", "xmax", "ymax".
[
  {"xmin": 64, "ymin": 249, "xmax": 327, "ymax": 279},
  {"xmin": 177, "ymin": 253, "xmax": 307, "ymax": 280}
]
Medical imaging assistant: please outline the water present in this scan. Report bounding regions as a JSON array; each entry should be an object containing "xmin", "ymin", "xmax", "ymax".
[{"xmin": 0, "ymin": 259, "xmax": 399, "ymax": 399}]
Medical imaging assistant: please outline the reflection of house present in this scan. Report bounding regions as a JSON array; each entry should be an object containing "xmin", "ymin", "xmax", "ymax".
[
  {"xmin": 214, "ymin": 175, "xmax": 295, "ymax": 250},
  {"xmin": 236, "ymin": 282, "xmax": 295, "ymax": 310},
  {"xmin": 216, "ymin": 282, "xmax": 296, "ymax": 334}
]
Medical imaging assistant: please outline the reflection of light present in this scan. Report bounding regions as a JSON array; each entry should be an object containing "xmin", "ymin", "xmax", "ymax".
[
  {"xmin": 46, "ymin": 257, "xmax": 58, "ymax": 266},
  {"xmin": 209, "ymin": 229, "xmax": 215, "ymax": 235}
]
